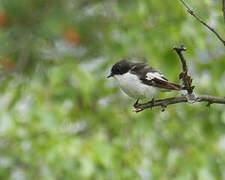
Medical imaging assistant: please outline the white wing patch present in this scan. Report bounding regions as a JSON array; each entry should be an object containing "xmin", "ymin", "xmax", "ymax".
[{"xmin": 146, "ymin": 72, "xmax": 167, "ymax": 81}]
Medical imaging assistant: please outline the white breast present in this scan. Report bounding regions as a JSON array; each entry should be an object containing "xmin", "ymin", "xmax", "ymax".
[{"xmin": 113, "ymin": 72, "xmax": 158, "ymax": 99}]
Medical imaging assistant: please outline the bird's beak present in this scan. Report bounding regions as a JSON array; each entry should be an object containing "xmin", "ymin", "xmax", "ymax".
[{"xmin": 107, "ymin": 73, "xmax": 113, "ymax": 78}]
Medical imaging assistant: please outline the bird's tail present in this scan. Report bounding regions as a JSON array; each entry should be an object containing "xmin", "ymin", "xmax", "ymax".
[
  {"xmin": 167, "ymin": 82, "xmax": 182, "ymax": 90},
  {"xmin": 143, "ymin": 78, "xmax": 184, "ymax": 91},
  {"xmin": 158, "ymin": 81, "xmax": 183, "ymax": 91}
]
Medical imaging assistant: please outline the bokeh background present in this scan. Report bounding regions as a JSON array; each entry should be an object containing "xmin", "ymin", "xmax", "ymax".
[{"xmin": 0, "ymin": 0, "xmax": 225, "ymax": 179}]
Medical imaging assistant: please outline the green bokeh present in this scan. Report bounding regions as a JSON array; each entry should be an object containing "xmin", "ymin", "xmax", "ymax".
[{"xmin": 0, "ymin": 0, "xmax": 225, "ymax": 179}]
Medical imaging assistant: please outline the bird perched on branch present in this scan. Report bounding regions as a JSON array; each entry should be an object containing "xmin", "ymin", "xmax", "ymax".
[{"xmin": 107, "ymin": 59, "xmax": 183, "ymax": 106}]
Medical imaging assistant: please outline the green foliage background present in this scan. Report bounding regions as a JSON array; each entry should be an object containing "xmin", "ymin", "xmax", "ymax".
[{"xmin": 0, "ymin": 0, "xmax": 225, "ymax": 179}]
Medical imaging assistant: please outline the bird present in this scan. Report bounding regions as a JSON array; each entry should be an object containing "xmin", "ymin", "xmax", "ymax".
[{"xmin": 107, "ymin": 59, "xmax": 183, "ymax": 106}]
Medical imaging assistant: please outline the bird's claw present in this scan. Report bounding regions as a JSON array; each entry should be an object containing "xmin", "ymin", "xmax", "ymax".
[
  {"xmin": 148, "ymin": 98, "xmax": 155, "ymax": 107},
  {"xmin": 133, "ymin": 99, "xmax": 139, "ymax": 108}
]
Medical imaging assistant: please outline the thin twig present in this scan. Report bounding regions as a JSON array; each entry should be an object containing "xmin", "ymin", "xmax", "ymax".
[
  {"xmin": 223, "ymin": 0, "xmax": 225, "ymax": 22},
  {"xmin": 179, "ymin": 0, "xmax": 225, "ymax": 46},
  {"xmin": 173, "ymin": 45, "xmax": 193, "ymax": 94},
  {"xmin": 173, "ymin": 45, "xmax": 187, "ymax": 72},
  {"xmin": 134, "ymin": 95, "xmax": 225, "ymax": 112}
]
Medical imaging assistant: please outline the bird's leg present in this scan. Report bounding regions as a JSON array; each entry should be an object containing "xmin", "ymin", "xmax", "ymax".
[
  {"xmin": 133, "ymin": 99, "xmax": 139, "ymax": 108},
  {"xmin": 148, "ymin": 98, "xmax": 155, "ymax": 107}
]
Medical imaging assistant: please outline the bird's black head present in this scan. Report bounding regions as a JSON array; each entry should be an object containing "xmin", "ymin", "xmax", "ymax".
[{"xmin": 107, "ymin": 59, "xmax": 132, "ymax": 78}]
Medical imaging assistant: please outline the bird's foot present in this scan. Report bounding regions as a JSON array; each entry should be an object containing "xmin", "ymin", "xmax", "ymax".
[
  {"xmin": 133, "ymin": 99, "xmax": 139, "ymax": 108},
  {"xmin": 148, "ymin": 98, "xmax": 155, "ymax": 107}
]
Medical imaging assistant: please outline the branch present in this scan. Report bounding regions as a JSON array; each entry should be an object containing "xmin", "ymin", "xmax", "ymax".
[
  {"xmin": 134, "ymin": 45, "xmax": 225, "ymax": 112},
  {"xmin": 179, "ymin": 0, "xmax": 225, "ymax": 46},
  {"xmin": 173, "ymin": 45, "xmax": 194, "ymax": 94},
  {"xmin": 223, "ymin": 0, "xmax": 225, "ymax": 22},
  {"xmin": 134, "ymin": 95, "xmax": 225, "ymax": 113}
]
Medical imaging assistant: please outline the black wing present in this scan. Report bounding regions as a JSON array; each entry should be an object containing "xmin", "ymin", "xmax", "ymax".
[{"xmin": 130, "ymin": 63, "xmax": 180, "ymax": 90}]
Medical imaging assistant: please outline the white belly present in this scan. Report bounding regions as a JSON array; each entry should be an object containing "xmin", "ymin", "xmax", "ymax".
[{"xmin": 113, "ymin": 72, "xmax": 158, "ymax": 99}]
